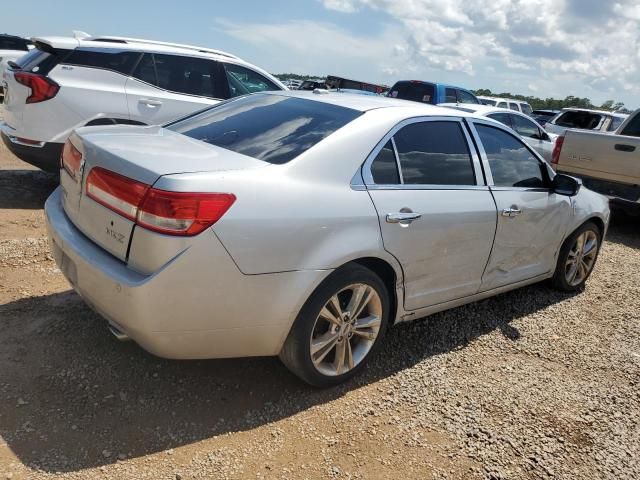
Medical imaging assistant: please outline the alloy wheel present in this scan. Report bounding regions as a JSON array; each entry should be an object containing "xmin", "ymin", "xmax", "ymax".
[
  {"xmin": 309, "ymin": 283, "xmax": 382, "ymax": 377},
  {"xmin": 565, "ymin": 230, "xmax": 598, "ymax": 286}
]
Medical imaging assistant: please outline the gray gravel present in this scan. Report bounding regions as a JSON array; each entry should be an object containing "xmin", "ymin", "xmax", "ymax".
[{"xmin": 0, "ymin": 147, "xmax": 639, "ymax": 479}]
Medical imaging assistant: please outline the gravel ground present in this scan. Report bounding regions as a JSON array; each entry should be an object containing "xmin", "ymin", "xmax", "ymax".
[{"xmin": 0, "ymin": 108, "xmax": 638, "ymax": 479}]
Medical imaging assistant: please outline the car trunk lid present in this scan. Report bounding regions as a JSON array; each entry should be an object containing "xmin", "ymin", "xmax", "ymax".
[{"xmin": 61, "ymin": 125, "xmax": 269, "ymax": 262}]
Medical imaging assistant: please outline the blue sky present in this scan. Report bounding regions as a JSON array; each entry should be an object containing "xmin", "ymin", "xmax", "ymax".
[{"xmin": 5, "ymin": 0, "xmax": 639, "ymax": 107}]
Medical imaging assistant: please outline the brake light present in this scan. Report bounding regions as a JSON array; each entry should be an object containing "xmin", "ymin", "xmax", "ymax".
[
  {"xmin": 138, "ymin": 190, "xmax": 236, "ymax": 235},
  {"xmin": 61, "ymin": 140, "xmax": 83, "ymax": 179},
  {"xmin": 14, "ymin": 71, "xmax": 59, "ymax": 103},
  {"xmin": 86, "ymin": 167, "xmax": 150, "ymax": 221},
  {"xmin": 85, "ymin": 167, "xmax": 235, "ymax": 236},
  {"xmin": 551, "ymin": 135, "xmax": 564, "ymax": 165}
]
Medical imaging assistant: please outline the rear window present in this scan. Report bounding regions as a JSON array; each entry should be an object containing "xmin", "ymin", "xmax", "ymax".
[
  {"xmin": 13, "ymin": 47, "xmax": 69, "ymax": 75},
  {"xmin": 388, "ymin": 81, "xmax": 436, "ymax": 104},
  {"xmin": 0, "ymin": 37, "xmax": 29, "ymax": 51},
  {"xmin": 554, "ymin": 111, "xmax": 602, "ymax": 129},
  {"xmin": 168, "ymin": 94, "xmax": 362, "ymax": 164}
]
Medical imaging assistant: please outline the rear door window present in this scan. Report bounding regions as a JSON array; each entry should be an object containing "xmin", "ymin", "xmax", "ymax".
[
  {"xmin": 168, "ymin": 94, "xmax": 362, "ymax": 164},
  {"xmin": 131, "ymin": 53, "xmax": 157, "ymax": 85},
  {"xmin": 458, "ymin": 90, "xmax": 479, "ymax": 104},
  {"xmin": 370, "ymin": 140, "xmax": 400, "ymax": 184},
  {"xmin": 393, "ymin": 121, "xmax": 476, "ymax": 185},
  {"xmin": 475, "ymin": 124, "xmax": 547, "ymax": 188},
  {"xmin": 63, "ymin": 49, "xmax": 141, "ymax": 75},
  {"xmin": 511, "ymin": 114, "xmax": 541, "ymax": 139},
  {"xmin": 388, "ymin": 81, "xmax": 436, "ymax": 104},
  {"xmin": 445, "ymin": 88, "xmax": 458, "ymax": 103},
  {"xmin": 487, "ymin": 112, "xmax": 513, "ymax": 129},
  {"xmin": 223, "ymin": 63, "xmax": 280, "ymax": 98},
  {"xmin": 153, "ymin": 53, "xmax": 220, "ymax": 98}
]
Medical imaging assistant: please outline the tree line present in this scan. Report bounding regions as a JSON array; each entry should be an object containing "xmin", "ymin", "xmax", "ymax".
[{"xmin": 273, "ymin": 75, "xmax": 632, "ymax": 113}]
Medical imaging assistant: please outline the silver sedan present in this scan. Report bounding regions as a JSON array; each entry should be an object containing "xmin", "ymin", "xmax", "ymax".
[
  {"xmin": 46, "ymin": 91, "xmax": 609, "ymax": 387},
  {"xmin": 440, "ymin": 103, "xmax": 559, "ymax": 163}
]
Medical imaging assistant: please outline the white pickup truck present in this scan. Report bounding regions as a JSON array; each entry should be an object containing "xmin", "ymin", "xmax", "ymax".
[{"xmin": 552, "ymin": 108, "xmax": 640, "ymax": 213}]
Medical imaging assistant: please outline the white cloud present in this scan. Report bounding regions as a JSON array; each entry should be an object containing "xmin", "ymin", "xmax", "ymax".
[{"xmin": 318, "ymin": 0, "xmax": 640, "ymax": 105}]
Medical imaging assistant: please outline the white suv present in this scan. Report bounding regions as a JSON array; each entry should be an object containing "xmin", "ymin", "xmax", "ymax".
[
  {"xmin": 478, "ymin": 96, "xmax": 533, "ymax": 116},
  {"xmin": 1, "ymin": 35, "xmax": 286, "ymax": 171}
]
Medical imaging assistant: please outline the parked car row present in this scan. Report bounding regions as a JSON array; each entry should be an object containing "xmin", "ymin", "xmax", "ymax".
[
  {"xmin": 1, "ymin": 34, "xmax": 286, "ymax": 171},
  {"xmin": 0, "ymin": 31, "xmax": 617, "ymax": 386}
]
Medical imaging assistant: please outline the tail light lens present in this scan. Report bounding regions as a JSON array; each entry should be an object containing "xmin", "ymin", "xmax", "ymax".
[
  {"xmin": 61, "ymin": 140, "xmax": 84, "ymax": 179},
  {"xmin": 138, "ymin": 190, "xmax": 236, "ymax": 236},
  {"xmin": 14, "ymin": 71, "xmax": 59, "ymax": 104},
  {"xmin": 85, "ymin": 167, "xmax": 235, "ymax": 236},
  {"xmin": 86, "ymin": 167, "xmax": 150, "ymax": 221},
  {"xmin": 551, "ymin": 135, "xmax": 564, "ymax": 165}
]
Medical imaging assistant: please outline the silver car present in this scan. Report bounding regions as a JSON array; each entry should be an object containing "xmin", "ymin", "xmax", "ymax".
[
  {"xmin": 45, "ymin": 91, "xmax": 610, "ymax": 387},
  {"xmin": 441, "ymin": 103, "xmax": 558, "ymax": 162}
]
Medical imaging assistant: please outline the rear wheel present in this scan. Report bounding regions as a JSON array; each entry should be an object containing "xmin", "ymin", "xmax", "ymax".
[
  {"xmin": 280, "ymin": 264, "xmax": 390, "ymax": 387},
  {"xmin": 552, "ymin": 221, "xmax": 601, "ymax": 292}
]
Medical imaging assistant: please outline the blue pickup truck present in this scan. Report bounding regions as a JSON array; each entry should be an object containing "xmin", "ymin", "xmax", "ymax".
[{"xmin": 387, "ymin": 80, "xmax": 480, "ymax": 105}]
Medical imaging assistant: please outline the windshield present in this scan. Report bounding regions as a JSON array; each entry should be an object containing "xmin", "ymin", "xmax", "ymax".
[
  {"xmin": 388, "ymin": 81, "xmax": 436, "ymax": 104},
  {"xmin": 168, "ymin": 94, "xmax": 362, "ymax": 164},
  {"xmin": 521, "ymin": 104, "xmax": 533, "ymax": 115}
]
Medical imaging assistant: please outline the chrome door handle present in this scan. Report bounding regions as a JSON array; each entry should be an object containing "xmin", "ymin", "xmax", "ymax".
[
  {"xmin": 501, "ymin": 206, "xmax": 522, "ymax": 217},
  {"xmin": 139, "ymin": 98, "xmax": 162, "ymax": 106},
  {"xmin": 386, "ymin": 212, "xmax": 422, "ymax": 224}
]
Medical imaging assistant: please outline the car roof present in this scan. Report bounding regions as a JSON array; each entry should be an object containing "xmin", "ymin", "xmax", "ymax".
[
  {"xmin": 32, "ymin": 35, "xmax": 242, "ymax": 62},
  {"xmin": 391, "ymin": 80, "xmax": 473, "ymax": 91},
  {"xmin": 264, "ymin": 91, "xmax": 476, "ymax": 115},
  {"xmin": 439, "ymin": 103, "xmax": 511, "ymax": 115},
  {"xmin": 478, "ymin": 96, "xmax": 529, "ymax": 104}
]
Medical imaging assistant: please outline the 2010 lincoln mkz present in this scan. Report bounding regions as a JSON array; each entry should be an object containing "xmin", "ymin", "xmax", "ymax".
[{"xmin": 45, "ymin": 91, "xmax": 610, "ymax": 387}]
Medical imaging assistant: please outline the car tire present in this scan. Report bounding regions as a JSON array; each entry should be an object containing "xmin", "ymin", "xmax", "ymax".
[
  {"xmin": 552, "ymin": 221, "xmax": 602, "ymax": 292},
  {"xmin": 280, "ymin": 263, "xmax": 391, "ymax": 387}
]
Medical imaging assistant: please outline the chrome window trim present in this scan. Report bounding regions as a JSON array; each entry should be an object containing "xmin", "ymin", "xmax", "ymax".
[
  {"xmin": 367, "ymin": 184, "xmax": 490, "ymax": 191},
  {"xmin": 360, "ymin": 115, "xmax": 484, "ymax": 189}
]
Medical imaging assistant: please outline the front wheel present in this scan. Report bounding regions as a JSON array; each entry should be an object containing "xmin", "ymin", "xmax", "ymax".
[
  {"xmin": 280, "ymin": 264, "xmax": 390, "ymax": 387},
  {"xmin": 552, "ymin": 221, "xmax": 602, "ymax": 292}
]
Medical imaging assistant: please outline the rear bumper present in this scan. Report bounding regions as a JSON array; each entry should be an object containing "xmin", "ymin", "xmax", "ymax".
[
  {"xmin": 1, "ymin": 123, "xmax": 62, "ymax": 172},
  {"xmin": 44, "ymin": 188, "xmax": 329, "ymax": 359}
]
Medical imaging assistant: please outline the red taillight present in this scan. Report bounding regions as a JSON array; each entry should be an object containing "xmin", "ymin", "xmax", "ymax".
[
  {"xmin": 86, "ymin": 167, "xmax": 150, "ymax": 221},
  {"xmin": 138, "ymin": 190, "xmax": 236, "ymax": 236},
  {"xmin": 61, "ymin": 140, "xmax": 83, "ymax": 179},
  {"xmin": 551, "ymin": 135, "xmax": 564, "ymax": 165},
  {"xmin": 14, "ymin": 71, "xmax": 59, "ymax": 104},
  {"xmin": 85, "ymin": 167, "xmax": 235, "ymax": 236}
]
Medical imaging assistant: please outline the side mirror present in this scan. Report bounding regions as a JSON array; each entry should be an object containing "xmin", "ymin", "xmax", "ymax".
[
  {"xmin": 552, "ymin": 174, "xmax": 581, "ymax": 196},
  {"xmin": 541, "ymin": 132, "xmax": 551, "ymax": 142}
]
